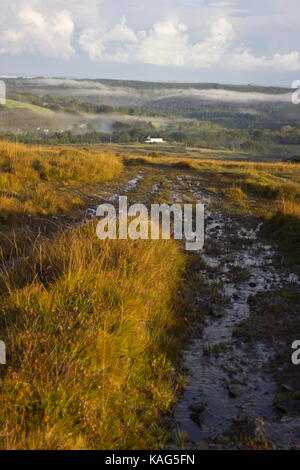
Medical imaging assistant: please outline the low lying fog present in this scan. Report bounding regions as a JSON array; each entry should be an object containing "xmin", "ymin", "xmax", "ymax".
[{"xmin": 8, "ymin": 77, "xmax": 293, "ymax": 108}]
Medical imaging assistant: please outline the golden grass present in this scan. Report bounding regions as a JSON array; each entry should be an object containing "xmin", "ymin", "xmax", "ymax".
[
  {"xmin": 0, "ymin": 222, "xmax": 187, "ymax": 450},
  {"xmin": 1, "ymin": 143, "xmax": 299, "ymax": 450},
  {"xmin": 5, "ymin": 99, "xmax": 54, "ymax": 115},
  {"xmin": 222, "ymin": 187, "xmax": 248, "ymax": 201},
  {"xmin": 0, "ymin": 142, "xmax": 123, "ymax": 219}
]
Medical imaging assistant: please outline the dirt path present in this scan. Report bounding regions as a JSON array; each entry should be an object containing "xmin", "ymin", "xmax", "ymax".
[
  {"xmin": 165, "ymin": 172, "xmax": 300, "ymax": 450},
  {"xmin": 115, "ymin": 166, "xmax": 300, "ymax": 450}
]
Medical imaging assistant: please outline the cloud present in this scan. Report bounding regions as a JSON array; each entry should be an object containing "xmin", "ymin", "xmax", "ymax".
[
  {"xmin": 79, "ymin": 13, "xmax": 300, "ymax": 72},
  {"xmin": 269, "ymin": 51, "xmax": 300, "ymax": 71},
  {"xmin": 229, "ymin": 48, "xmax": 300, "ymax": 71},
  {"xmin": 0, "ymin": 6, "xmax": 75, "ymax": 59},
  {"xmin": 80, "ymin": 17, "xmax": 235, "ymax": 68},
  {"xmin": 136, "ymin": 17, "xmax": 235, "ymax": 67},
  {"xmin": 0, "ymin": 0, "xmax": 300, "ymax": 78},
  {"xmin": 79, "ymin": 16, "xmax": 139, "ymax": 62}
]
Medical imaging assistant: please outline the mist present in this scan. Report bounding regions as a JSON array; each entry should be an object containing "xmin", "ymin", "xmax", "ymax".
[{"xmin": 5, "ymin": 77, "xmax": 293, "ymax": 109}]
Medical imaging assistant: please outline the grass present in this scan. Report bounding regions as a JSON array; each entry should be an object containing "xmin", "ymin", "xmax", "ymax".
[
  {"xmin": 222, "ymin": 187, "xmax": 248, "ymax": 201},
  {"xmin": 5, "ymin": 100, "xmax": 54, "ymax": 116},
  {"xmin": 88, "ymin": 142, "xmax": 249, "ymax": 162},
  {"xmin": 1, "ymin": 141, "xmax": 300, "ymax": 449},
  {"xmin": 0, "ymin": 141, "xmax": 123, "ymax": 220},
  {"xmin": 0, "ymin": 222, "xmax": 188, "ymax": 449}
]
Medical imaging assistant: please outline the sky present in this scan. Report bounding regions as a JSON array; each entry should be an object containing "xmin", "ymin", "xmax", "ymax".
[{"xmin": 1, "ymin": 0, "xmax": 300, "ymax": 86}]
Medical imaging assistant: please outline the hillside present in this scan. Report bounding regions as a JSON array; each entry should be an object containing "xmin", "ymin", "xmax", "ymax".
[
  {"xmin": 5, "ymin": 99, "xmax": 54, "ymax": 115},
  {"xmin": 1, "ymin": 78, "xmax": 300, "ymax": 160}
]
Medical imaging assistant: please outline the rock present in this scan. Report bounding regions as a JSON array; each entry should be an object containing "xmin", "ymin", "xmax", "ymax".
[
  {"xmin": 275, "ymin": 399, "xmax": 300, "ymax": 415},
  {"xmin": 210, "ymin": 304, "xmax": 224, "ymax": 318},
  {"xmin": 249, "ymin": 282, "xmax": 257, "ymax": 288},
  {"xmin": 282, "ymin": 384, "xmax": 294, "ymax": 392},
  {"xmin": 188, "ymin": 403, "xmax": 206, "ymax": 414},
  {"xmin": 228, "ymin": 384, "xmax": 242, "ymax": 398},
  {"xmin": 189, "ymin": 403, "xmax": 206, "ymax": 427}
]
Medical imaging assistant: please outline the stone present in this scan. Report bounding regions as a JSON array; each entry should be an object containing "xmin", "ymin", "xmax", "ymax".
[
  {"xmin": 282, "ymin": 384, "xmax": 294, "ymax": 392},
  {"xmin": 275, "ymin": 399, "xmax": 300, "ymax": 415},
  {"xmin": 189, "ymin": 403, "xmax": 206, "ymax": 427},
  {"xmin": 228, "ymin": 384, "xmax": 242, "ymax": 398},
  {"xmin": 210, "ymin": 304, "xmax": 224, "ymax": 318}
]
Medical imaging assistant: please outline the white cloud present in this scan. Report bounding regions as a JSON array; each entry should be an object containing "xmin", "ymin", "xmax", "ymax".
[
  {"xmin": 78, "ymin": 13, "xmax": 300, "ymax": 72},
  {"xmin": 135, "ymin": 20, "xmax": 189, "ymax": 67},
  {"xmin": 229, "ymin": 48, "xmax": 266, "ymax": 70},
  {"xmin": 0, "ymin": 6, "xmax": 75, "ymax": 59},
  {"xmin": 79, "ymin": 16, "xmax": 138, "ymax": 62},
  {"xmin": 269, "ymin": 51, "xmax": 300, "ymax": 71},
  {"xmin": 79, "ymin": 29, "xmax": 106, "ymax": 62},
  {"xmin": 228, "ymin": 48, "xmax": 300, "ymax": 71},
  {"xmin": 80, "ymin": 17, "xmax": 235, "ymax": 68}
]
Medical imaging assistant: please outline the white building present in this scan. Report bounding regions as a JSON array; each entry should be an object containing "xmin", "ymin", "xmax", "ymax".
[{"xmin": 145, "ymin": 136, "xmax": 165, "ymax": 144}]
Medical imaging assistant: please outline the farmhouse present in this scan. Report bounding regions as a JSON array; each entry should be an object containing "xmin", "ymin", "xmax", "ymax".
[{"xmin": 145, "ymin": 136, "xmax": 165, "ymax": 144}]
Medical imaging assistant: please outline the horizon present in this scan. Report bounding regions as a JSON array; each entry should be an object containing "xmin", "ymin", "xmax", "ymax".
[{"xmin": 0, "ymin": 74, "xmax": 294, "ymax": 90}]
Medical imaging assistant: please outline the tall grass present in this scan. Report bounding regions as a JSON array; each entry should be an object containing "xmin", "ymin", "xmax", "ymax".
[
  {"xmin": 0, "ymin": 142, "xmax": 123, "ymax": 219},
  {"xmin": 0, "ymin": 223, "xmax": 186, "ymax": 449}
]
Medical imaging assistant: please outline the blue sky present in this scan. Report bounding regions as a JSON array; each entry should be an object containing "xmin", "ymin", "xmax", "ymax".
[{"xmin": 1, "ymin": 0, "xmax": 300, "ymax": 86}]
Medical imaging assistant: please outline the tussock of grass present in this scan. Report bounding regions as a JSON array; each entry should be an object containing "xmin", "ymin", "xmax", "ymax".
[
  {"xmin": 222, "ymin": 187, "xmax": 248, "ymax": 201},
  {"xmin": 0, "ymin": 223, "xmax": 186, "ymax": 449},
  {"xmin": 0, "ymin": 142, "xmax": 123, "ymax": 219},
  {"xmin": 244, "ymin": 180, "xmax": 300, "ymax": 202},
  {"xmin": 123, "ymin": 156, "xmax": 152, "ymax": 166},
  {"xmin": 263, "ymin": 201, "xmax": 300, "ymax": 260}
]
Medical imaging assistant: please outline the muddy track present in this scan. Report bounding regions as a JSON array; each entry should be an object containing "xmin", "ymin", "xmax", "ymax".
[
  {"xmin": 115, "ymin": 167, "xmax": 300, "ymax": 450},
  {"xmin": 166, "ymin": 173, "xmax": 300, "ymax": 450}
]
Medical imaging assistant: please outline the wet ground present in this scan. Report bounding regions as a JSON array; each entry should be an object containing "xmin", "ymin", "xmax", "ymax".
[{"xmin": 168, "ymin": 174, "xmax": 300, "ymax": 450}]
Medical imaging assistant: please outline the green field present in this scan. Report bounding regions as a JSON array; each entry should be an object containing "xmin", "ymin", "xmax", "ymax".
[
  {"xmin": 5, "ymin": 99, "xmax": 54, "ymax": 116},
  {"xmin": 86, "ymin": 142, "xmax": 251, "ymax": 162}
]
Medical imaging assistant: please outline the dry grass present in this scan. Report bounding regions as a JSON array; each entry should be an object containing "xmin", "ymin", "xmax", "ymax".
[
  {"xmin": 0, "ymin": 141, "xmax": 123, "ymax": 219},
  {"xmin": 0, "ymin": 222, "xmax": 187, "ymax": 450},
  {"xmin": 1, "ymin": 143, "xmax": 299, "ymax": 450},
  {"xmin": 222, "ymin": 187, "xmax": 248, "ymax": 201}
]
